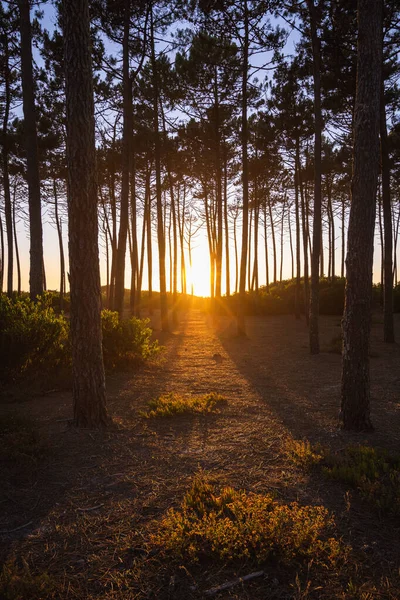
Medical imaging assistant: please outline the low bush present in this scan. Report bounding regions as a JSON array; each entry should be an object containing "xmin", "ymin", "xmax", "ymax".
[
  {"xmin": 0, "ymin": 296, "xmax": 162, "ymax": 384},
  {"xmin": 101, "ymin": 310, "xmax": 161, "ymax": 369},
  {"xmin": 152, "ymin": 474, "xmax": 344, "ymax": 566},
  {"xmin": 287, "ymin": 440, "xmax": 400, "ymax": 517},
  {"xmin": 140, "ymin": 392, "xmax": 226, "ymax": 418},
  {"xmin": 323, "ymin": 445, "xmax": 400, "ymax": 516},
  {"xmin": 0, "ymin": 293, "xmax": 69, "ymax": 383}
]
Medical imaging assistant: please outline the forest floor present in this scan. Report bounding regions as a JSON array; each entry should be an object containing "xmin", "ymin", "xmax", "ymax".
[{"xmin": 1, "ymin": 309, "xmax": 400, "ymax": 599}]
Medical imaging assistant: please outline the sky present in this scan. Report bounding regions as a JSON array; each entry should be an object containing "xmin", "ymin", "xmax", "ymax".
[{"xmin": 4, "ymin": 1, "xmax": 393, "ymax": 297}]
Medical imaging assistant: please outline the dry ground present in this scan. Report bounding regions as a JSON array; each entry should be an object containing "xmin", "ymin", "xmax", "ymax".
[{"xmin": 1, "ymin": 309, "xmax": 400, "ymax": 599}]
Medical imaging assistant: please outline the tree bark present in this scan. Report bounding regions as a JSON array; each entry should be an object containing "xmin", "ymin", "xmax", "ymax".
[
  {"xmin": 114, "ymin": 0, "xmax": 132, "ymax": 316},
  {"xmin": 19, "ymin": 0, "xmax": 44, "ymax": 299},
  {"xmin": 1, "ymin": 27, "xmax": 13, "ymax": 297},
  {"xmin": 380, "ymin": 80, "xmax": 395, "ymax": 342},
  {"xmin": 307, "ymin": 0, "xmax": 322, "ymax": 353},
  {"xmin": 341, "ymin": 0, "xmax": 382, "ymax": 431},
  {"xmin": 150, "ymin": 6, "xmax": 168, "ymax": 330},
  {"xmin": 64, "ymin": 0, "xmax": 108, "ymax": 428},
  {"xmin": 237, "ymin": 0, "xmax": 249, "ymax": 335}
]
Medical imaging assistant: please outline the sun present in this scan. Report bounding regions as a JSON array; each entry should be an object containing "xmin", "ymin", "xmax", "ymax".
[{"xmin": 188, "ymin": 241, "xmax": 211, "ymax": 297}]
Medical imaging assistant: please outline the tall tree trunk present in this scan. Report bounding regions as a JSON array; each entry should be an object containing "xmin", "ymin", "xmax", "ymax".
[
  {"xmin": 114, "ymin": 0, "xmax": 132, "ymax": 316},
  {"xmin": 380, "ymin": 80, "xmax": 395, "ymax": 342},
  {"xmin": 146, "ymin": 170, "xmax": 153, "ymax": 314},
  {"xmin": 298, "ymin": 144, "xmax": 309, "ymax": 323},
  {"xmin": 150, "ymin": 7, "xmax": 168, "ymax": 330},
  {"xmin": 378, "ymin": 191, "xmax": 384, "ymax": 305},
  {"xmin": 1, "ymin": 28, "xmax": 13, "ymax": 297},
  {"xmin": 223, "ymin": 148, "xmax": 230, "ymax": 297},
  {"xmin": 130, "ymin": 152, "xmax": 138, "ymax": 316},
  {"xmin": 307, "ymin": 0, "xmax": 322, "ymax": 353},
  {"xmin": 0, "ymin": 213, "xmax": 4, "ymax": 294},
  {"xmin": 19, "ymin": 0, "xmax": 44, "ymax": 299},
  {"xmin": 64, "ymin": 0, "xmax": 108, "ymax": 427},
  {"xmin": 288, "ymin": 203, "xmax": 294, "ymax": 281},
  {"xmin": 280, "ymin": 199, "xmax": 285, "ymax": 283},
  {"xmin": 214, "ymin": 70, "xmax": 223, "ymax": 307},
  {"xmin": 54, "ymin": 179, "xmax": 65, "ymax": 310},
  {"xmin": 341, "ymin": 197, "xmax": 346, "ymax": 278},
  {"xmin": 268, "ymin": 194, "xmax": 277, "ymax": 283},
  {"xmin": 263, "ymin": 202, "xmax": 269, "ymax": 291},
  {"xmin": 294, "ymin": 160, "xmax": 301, "ymax": 319},
  {"xmin": 237, "ymin": 0, "xmax": 249, "ymax": 335},
  {"xmin": 341, "ymin": 0, "xmax": 382, "ymax": 431},
  {"xmin": 233, "ymin": 211, "xmax": 239, "ymax": 294},
  {"xmin": 12, "ymin": 186, "xmax": 21, "ymax": 296}
]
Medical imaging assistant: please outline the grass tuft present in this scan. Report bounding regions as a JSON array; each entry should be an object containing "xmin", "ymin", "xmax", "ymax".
[
  {"xmin": 151, "ymin": 474, "xmax": 345, "ymax": 566},
  {"xmin": 286, "ymin": 439, "xmax": 324, "ymax": 470},
  {"xmin": 140, "ymin": 392, "xmax": 226, "ymax": 418}
]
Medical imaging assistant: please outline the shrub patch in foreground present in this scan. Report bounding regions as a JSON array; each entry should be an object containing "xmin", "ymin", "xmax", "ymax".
[
  {"xmin": 140, "ymin": 392, "xmax": 226, "ymax": 418},
  {"xmin": 151, "ymin": 475, "xmax": 344, "ymax": 566},
  {"xmin": 288, "ymin": 440, "xmax": 400, "ymax": 516}
]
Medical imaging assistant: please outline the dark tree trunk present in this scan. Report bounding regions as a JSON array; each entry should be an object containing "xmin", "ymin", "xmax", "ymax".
[
  {"xmin": 268, "ymin": 194, "xmax": 277, "ymax": 283},
  {"xmin": 1, "ymin": 28, "xmax": 13, "ymax": 297},
  {"xmin": 307, "ymin": 0, "xmax": 322, "ymax": 354},
  {"xmin": 298, "ymin": 146, "xmax": 309, "ymax": 324},
  {"xmin": 380, "ymin": 81, "xmax": 395, "ymax": 342},
  {"xmin": 237, "ymin": 0, "xmax": 249, "ymax": 335},
  {"xmin": 150, "ymin": 8, "xmax": 168, "ymax": 331},
  {"xmin": 341, "ymin": 197, "xmax": 346, "ymax": 278},
  {"xmin": 223, "ymin": 149, "xmax": 230, "ymax": 297},
  {"xmin": 114, "ymin": 0, "xmax": 132, "ymax": 316},
  {"xmin": 64, "ymin": 0, "xmax": 108, "ymax": 428},
  {"xmin": 54, "ymin": 179, "xmax": 65, "ymax": 310},
  {"xmin": 263, "ymin": 202, "xmax": 269, "ymax": 291},
  {"xmin": 280, "ymin": 199, "xmax": 285, "ymax": 283},
  {"xmin": 12, "ymin": 186, "xmax": 21, "ymax": 295},
  {"xmin": 294, "ymin": 160, "xmax": 301, "ymax": 319},
  {"xmin": 341, "ymin": 0, "xmax": 382, "ymax": 431},
  {"xmin": 19, "ymin": 0, "xmax": 44, "ymax": 299},
  {"xmin": 0, "ymin": 213, "xmax": 4, "ymax": 293},
  {"xmin": 129, "ymin": 153, "xmax": 138, "ymax": 316}
]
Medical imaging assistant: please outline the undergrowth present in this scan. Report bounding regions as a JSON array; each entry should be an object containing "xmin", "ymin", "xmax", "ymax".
[
  {"xmin": 0, "ymin": 559, "xmax": 55, "ymax": 600},
  {"xmin": 151, "ymin": 474, "xmax": 345, "ymax": 567},
  {"xmin": 288, "ymin": 440, "xmax": 400, "ymax": 516},
  {"xmin": 0, "ymin": 415, "xmax": 49, "ymax": 466},
  {"xmin": 140, "ymin": 392, "xmax": 226, "ymax": 418}
]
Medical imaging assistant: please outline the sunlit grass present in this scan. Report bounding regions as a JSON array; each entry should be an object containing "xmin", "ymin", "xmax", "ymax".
[{"xmin": 140, "ymin": 392, "xmax": 226, "ymax": 418}]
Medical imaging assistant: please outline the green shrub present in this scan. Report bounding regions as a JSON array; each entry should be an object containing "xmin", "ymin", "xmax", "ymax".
[
  {"xmin": 140, "ymin": 392, "xmax": 226, "ymax": 418},
  {"xmin": 323, "ymin": 445, "xmax": 400, "ymax": 515},
  {"xmin": 101, "ymin": 310, "xmax": 161, "ymax": 369},
  {"xmin": 152, "ymin": 475, "xmax": 344, "ymax": 566},
  {"xmin": 0, "ymin": 293, "xmax": 69, "ymax": 383}
]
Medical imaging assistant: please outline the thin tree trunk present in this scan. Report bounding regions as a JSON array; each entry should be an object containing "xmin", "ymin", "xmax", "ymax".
[
  {"xmin": 12, "ymin": 185, "xmax": 21, "ymax": 295},
  {"xmin": 114, "ymin": 0, "xmax": 132, "ymax": 316},
  {"xmin": 307, "ymin": 0, "xmax": 322, "ymax": 353},
  {"xmin": 19, "ymin": 0, "xmax": 44, "ymax": 299},
  {"xmin": 0, "ymin": 213, "xmax": 4, "ymax": 293},
  {"xmin": 380, "ymin": 80, "xmax": 395, "ymax": 342},
  {"xmin": 294, "ymin": 160, "xmax": 301, "ymax": 319},
  {"xmin": 150, "ymin": 7, "xmax": 168, "ymax": 330},
  {"xmin": 263, "ymin": 202, "xmax": 269, "ymax": 291},
  {"xmin": 280, "ymin": 199, "xmax": 285, "ymax": 283},
  {"xmin": 341, "ymin": 197, "xmax": 346, "ymax": 278},
  {"xmin": 288, "ymin": 203, "xmax": 294, "ymax": 281},
  {"xmin": 268, "ymin": 194, "xmax": 277, "ymax": 283},
  {"xmin": 378, "ymin": 191, "xmax": 384, "ymax": 305},
  {"xmin": 298, "ymin": 144, "xmax": 309, "ymax": 323},
  {"xmin": 223, "ymin": 148, "xmax": 230, "ymax": 297},
  {"xmin": 341, "ymin": 0, "xmax": 382, "ymax": 431},
  {"xmin": 2, "ymin": 28, "xmax": 13, "ymax": 297},
  {"xmin": 54, "ymin": 179, "xmax": 65, "ymax": 310},
  {"xmin": 237, "ymin": 0, "xmax": 249, "ymax": 335},
  {"xmin": 64, "ymin": 0, "xmax": 108, "ymax": 427}
]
